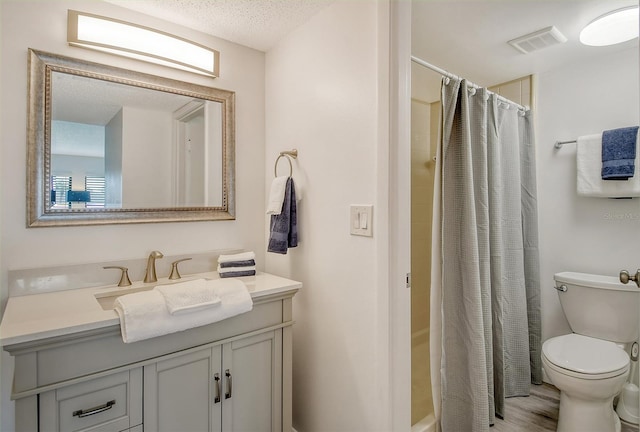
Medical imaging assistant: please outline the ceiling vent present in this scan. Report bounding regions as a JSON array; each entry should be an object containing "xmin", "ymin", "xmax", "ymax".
[{"xmin": 508, "ymin": 26, "xmax": 568, "ymax": 54}]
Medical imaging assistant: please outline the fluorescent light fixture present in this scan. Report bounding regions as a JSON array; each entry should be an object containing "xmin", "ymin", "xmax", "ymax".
[
  {"xmin": 580, "ymin": 6, "xmax": 639, "ymax": 46},
  {"xmin": 67, "ymin": 10, "xmax": 219, "ymax": 77}
]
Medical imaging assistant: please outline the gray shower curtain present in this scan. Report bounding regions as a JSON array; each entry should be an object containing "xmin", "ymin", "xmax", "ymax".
[{"xmin": 438, "ymin": 77, "xmax": 541, "ymax": 432}]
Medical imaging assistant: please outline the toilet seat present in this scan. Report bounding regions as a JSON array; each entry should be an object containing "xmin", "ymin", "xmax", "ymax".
[{"xmin": 542, "ymin": 334, "xmax": 629, "ymax": 379}]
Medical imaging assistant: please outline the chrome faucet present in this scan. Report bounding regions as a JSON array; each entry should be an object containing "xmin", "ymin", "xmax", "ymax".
[{"xmin": 144, "ymin": 250, "xmax": 164, "ymax": 283}]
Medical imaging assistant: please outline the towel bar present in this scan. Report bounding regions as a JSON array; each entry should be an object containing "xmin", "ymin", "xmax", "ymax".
[
  {"xmin": 554, "ymin": 140, "xmax": 577, "ymax": 149},
  {"xmin": 274, "ymin": 149, "xmax": 298, "ymax": 177}
]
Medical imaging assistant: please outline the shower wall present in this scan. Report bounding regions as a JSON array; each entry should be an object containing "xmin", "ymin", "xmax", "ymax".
[
  {"xmin": 489, "ymin": 76, "xmax": 532, "ymax": 107},
  {"xmin": 411, "ymin": 96, "xmax": 436, "ymax": 425},
  {"xmin": 411, "ymin": 81, "xmax": 441, "ymax": 425}
]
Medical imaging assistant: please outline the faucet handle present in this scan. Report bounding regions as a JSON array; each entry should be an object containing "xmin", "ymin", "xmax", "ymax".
[
  {"xmin": 103, "ymin": 266, "xmax": 132, "ymax": 287},
  {"xmin": 169, "ymin": 258, "xmax": 192, "ymax": 280},
  {"xmin": 620, "ymin": 269, "xmax": 640, "ymax": 288}
]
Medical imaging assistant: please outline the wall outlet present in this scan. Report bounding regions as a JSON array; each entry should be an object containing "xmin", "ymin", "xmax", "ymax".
[{"xmin": 350, "ymin": 205, "xmax": 373, "ymax": 237}]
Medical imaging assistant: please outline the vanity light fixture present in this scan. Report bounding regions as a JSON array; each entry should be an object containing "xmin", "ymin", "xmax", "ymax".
[
  {"xmin": 67, "ymin": 10, "xmax": 219, "ymax": 77},
  {"xmin": 580, "ymin": 6, "xmax": 639, "ymax": 46}
]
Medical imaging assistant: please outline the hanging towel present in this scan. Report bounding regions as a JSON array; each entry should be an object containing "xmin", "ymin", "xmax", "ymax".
[
  {"xmin": 266, "ymin": 176, "xmax": 289, "ymax": 215},
  {"xmin": 577, "ymin": 133, "xmax": 640, "ymax": 198},
  {"xmin": 218, "ymin": 251, "xmax": 255, "ymax": 264},
  {"xmin": 268, "ymin": 177, "xmax": 298, "ymax": 254},
  {"xmin": 601, "ymin": 126, "xmax": 638, "ymax": 179},
  {"xmin": 114, "ymin": 279, "xmax": 253, "ymax": 343},
  {"xmin": 155, "ymin": 279, "xmax": 221, "ymax": 315}
]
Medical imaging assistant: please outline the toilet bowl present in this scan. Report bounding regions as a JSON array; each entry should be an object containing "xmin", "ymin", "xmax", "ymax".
[
  {"xmin": 546, "ymin": 272, "xmax": 639, "ymax": 432},
  {"xmin": 542, "ymin": 334, "xmax": 630, "ymax": 432}
]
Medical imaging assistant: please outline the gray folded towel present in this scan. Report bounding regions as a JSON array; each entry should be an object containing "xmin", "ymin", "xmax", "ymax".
[
  {"xmin": 602, "ymin": 126, "xmax": 638, "ymax": 180},
  {"xmin": 219, "ymin": 270, "xmax": 256, "ymax": 278},
  {"xmin": 219, "ymin": 259, "xmax": 255, "ymax": 268},
  {"xmin": 268, "ymin": 177, "xmax": 298, "ymax": 254}
]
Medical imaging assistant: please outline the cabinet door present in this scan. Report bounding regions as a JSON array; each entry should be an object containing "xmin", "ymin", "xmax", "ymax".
[
  {"xmin": 222, "ymin": 330, "xmax": 282, "ymax": 432},
  {"xmin": 144, "ymin": 346, "xmax": 222, "ymax": 432}
]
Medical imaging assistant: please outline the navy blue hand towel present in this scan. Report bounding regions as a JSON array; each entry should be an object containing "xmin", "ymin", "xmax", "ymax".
[
  {"xmin": 219, "ymin": 259, "xmax": 256, "ymax": 268},
  {"xmin": 601, "ymin": 126, "xmax": 638, "ymax": 180},
  {"xmin": 267, "ymin": 177, "xmax": 298, "ymax": 254},
  {"xmin": 219, "ymin": 270, "xmax": 256, "ymax": 278}
]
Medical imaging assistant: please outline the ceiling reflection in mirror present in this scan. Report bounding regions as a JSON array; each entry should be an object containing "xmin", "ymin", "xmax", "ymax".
[{"xmin": 27, "ymin": 49, "xmax": 235, "ymax": 226}]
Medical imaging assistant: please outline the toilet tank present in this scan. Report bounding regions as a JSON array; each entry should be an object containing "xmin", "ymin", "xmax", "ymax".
[{"xmin": 554, "ymin": 272, "xmax": 639, "ymax": 343}]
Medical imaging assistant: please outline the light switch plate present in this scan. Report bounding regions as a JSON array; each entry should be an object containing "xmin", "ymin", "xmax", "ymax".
[{"xmin": 350, "ymin": 205, "xmax": 373, "ymax": 237}]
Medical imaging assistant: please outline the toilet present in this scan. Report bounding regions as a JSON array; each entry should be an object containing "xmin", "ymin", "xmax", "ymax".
[{"xmin": 542, "ymin": 272, "xmax": 639, "ymax": 432}]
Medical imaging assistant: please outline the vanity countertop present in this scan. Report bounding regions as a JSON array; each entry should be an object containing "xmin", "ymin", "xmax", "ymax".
[{"xmin": 0, "ymin": 272, "xmax": 301, "ymax": 347}]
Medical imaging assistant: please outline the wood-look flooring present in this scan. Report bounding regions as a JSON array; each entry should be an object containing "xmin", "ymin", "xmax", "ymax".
[{"xmin": 491, "ymin": 383, "xmax": 639, "ymax": 432}]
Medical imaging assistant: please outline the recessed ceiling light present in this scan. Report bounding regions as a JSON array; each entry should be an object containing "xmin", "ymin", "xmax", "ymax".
[{"xmin": 580, "ymin": 6, "xmax": 639, "ymax": 46}]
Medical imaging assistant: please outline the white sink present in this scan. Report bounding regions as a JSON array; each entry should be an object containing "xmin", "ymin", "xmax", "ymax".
[
  {"xmin": 94, "ymin": 285, "xmax": 155, "ymax": 310},
  {"xmin": 94, "ymin": 277, "xmax": 201, "ymax": 310}
]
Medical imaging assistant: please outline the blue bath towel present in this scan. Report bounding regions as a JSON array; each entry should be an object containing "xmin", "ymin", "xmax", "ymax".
[
  {"xmin": 267, "ymin": 177, "xmax": 298, "ymax": 254},
  {"xmin": 601, "ymin": 126, "xmax": 638, "ymax": 180}
]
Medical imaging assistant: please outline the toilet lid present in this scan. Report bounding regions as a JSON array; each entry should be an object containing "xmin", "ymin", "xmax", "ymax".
[{"xmin": 542, "ymin": 334, "xmax": 629, "ymax": 375}]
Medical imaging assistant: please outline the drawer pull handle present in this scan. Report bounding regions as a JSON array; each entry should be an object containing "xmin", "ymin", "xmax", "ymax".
[
  {"xmin": 225, "ymin": 369, "xmax": 232, "ymax": 399},
  {"xmin": 214, "ymin": 373, "xmax": 221, "ymax": 404},
  {"xmin": 73, "ymin": 400, "xmax": 116, "ymax": 418}
]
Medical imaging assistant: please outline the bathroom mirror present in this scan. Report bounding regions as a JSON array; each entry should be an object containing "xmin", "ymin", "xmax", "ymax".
[{"xmin": 27, "ymin": 49, "xmax": 235, "ymax": 227}]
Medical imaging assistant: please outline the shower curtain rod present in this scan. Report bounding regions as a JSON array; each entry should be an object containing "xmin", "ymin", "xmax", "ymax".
[{"xmin": 410, "ymin": 55, "xmax": 528, "ymax": 112}]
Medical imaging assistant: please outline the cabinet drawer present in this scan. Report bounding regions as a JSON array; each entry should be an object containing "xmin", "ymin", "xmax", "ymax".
[{"xmin": 40, "ymin": 368, "xmax": 142, "ymax": 432}]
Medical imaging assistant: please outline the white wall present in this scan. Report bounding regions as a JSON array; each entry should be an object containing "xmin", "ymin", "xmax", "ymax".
[
  {"xmin": 265, "ymin": 1, "xmax": 391, "ymax": 430},
  {"xmin": 0, "ymin": 1, "xmax": 265, "ymax": 430},
  {"xmin": 105, "ymin": 109, "xmax": 124, "ymax": 206},
  {"xmin": 121, "ymin": 106, "xmax": 172, "ymax": 208},
  {"xmin": 537, "ymin": 46, "xmax": 640, "ymax": 347}
]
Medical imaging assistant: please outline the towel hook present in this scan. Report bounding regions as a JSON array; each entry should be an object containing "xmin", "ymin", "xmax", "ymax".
[{"xmin": 274, "ymin": 149, "xmax": 298, "ymax": 178}]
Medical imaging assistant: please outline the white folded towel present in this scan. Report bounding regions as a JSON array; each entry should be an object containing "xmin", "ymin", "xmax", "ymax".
[
  {"xmin": 218, "ymin": 251, "xmax": 255, "ymax": 263},
  {"xmin": 114, "ymin": 279, "xmax": 253, "ymax": 343},
  {"xmin": 577, "ymin": 133, "xmax": 640, "ymax": 198},
  {"xmin": 155, "ymin": 279, "xmax": 221, "ymax": 315},
  {"xmin": 267, "ymin": 176, "xmax": 289, "ymax": 215},
  {"xmin": 217, "ymin": 264, "xmax": 257, "ymax": 273}
]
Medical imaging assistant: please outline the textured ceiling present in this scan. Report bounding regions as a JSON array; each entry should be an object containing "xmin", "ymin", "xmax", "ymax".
[
  {"xmin": 104, "ymin": 0, "xmax": 334, "ymax": 52},
  {"xmin": 106, "ymin": 1, "xmax": 638, "ymax": 99},
  {"xmin": 412, "ymin": 0, "xmax": 639, "ymax": 102}
]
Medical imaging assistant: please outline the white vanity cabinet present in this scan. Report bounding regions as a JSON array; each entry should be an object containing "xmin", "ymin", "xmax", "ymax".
[
  {"xmin": 144, "ymin": 329, "xmax": 282, "ymax": 431},
  {"xmin": 1, "ymin": 273, "xmax": 299, "ymax": 432}
]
